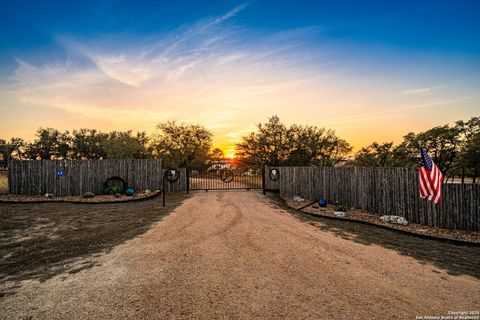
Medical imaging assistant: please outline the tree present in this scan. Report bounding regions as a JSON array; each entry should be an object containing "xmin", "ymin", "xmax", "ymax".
[
  {"xmin": 235, "ymin": 116, "xmax": 351, "ymax": 167},
  {"xmin": 0, "ymin": 139, "xmax": 6, "ymax": 167},
  {"xmin": 0, "ymin": 138, "xmax": 25, "ymax": 167},
  {"xmin": 353, "ymin": 142, "xmax": 395, "ymax": 167},
  {"xmin": 455, "ymin": 116, "xmax": 480, "ymax": 143},
  {"xmin": 314, "ymin": 133, "xmax": 351, "ymax": 166},
  {"xmin": 102, "ymin": 131, "xmax": 151, "ymax": 159},
  {"xmin": 25, "ymin": 128, "xmax": 71, "ymax": 160},
  {"xmin": 390, "ymin": 125, "xmax": 461, "ymax": 173},
  {"xmin": 417, "ymin": 125, "xmax": 460, "ymax": 173},
  {"xmin": 459, "ymin": 132, "xmax": 480, "ymax": 170},
  {"xmin": 454, "ymin": 117, "xmax": 480, "ymax": 181},
  {"xmin": 71, "ymin": 129, "xmax": 107, "ymax": 159},
  {"xmin": 236, "ymin": 116, "xmax": 293, "ymax": 166},
  {"xmin": 134, "ymin": 131, "xmax": 154, "ymax": 158},
  {"xmin": 209, "ymin": 148, "xmax": 225, "ymax": 163},
  {"xmin": 287, "ymin": 125, "xmax": 326, "ymax": 165},
  {"xmin": 153, "ymin": 121, "xmax": 212, "ymax": 168}
]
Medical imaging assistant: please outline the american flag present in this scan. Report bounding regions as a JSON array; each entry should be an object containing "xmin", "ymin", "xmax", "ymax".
[{"xmin": 419, "ymin": 147, "xmax": 443, "ymax": 205}]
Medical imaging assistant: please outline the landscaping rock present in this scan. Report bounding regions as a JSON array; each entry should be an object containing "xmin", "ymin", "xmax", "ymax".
[
  {"xmin": 293, "ymin": 195, "xmax": 304, "ymax": 202},
  {"xmin": 380, "ymin": 215, "xmax": 408, "ymax": 226},
  {"xmin": 334, "ymin": 211, "xmax": 346, "ymax": 217},
  {"xmin": 45, "ymin": 193, "xmax": 54, "ymax": 198},
  {"xmin": 115, "ymin": 193, "xmax": 122, "ymax": 198},
  {"xmin": 144, "ymin": 189, "xmax": 152, "ymax": 194},
  {"xmin": 82, "ymin": 192, "xmax": 95, "ymax": 199}
]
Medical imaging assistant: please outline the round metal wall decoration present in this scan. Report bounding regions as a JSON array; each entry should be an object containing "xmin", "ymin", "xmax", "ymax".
[
  {"xmin": 165, "ymin": 168, "xmax": 180, "ymax": 183},
  {"xmin": 220, "ymin": 170, "xmax": 234, "ymax": 183},
  {"xmin": 269, "ymin": 168, "xmax": 279, "ymax": 181},
  {"xmin": 104, "ymin": 176, "xmax": 127, "ymax": 195}
]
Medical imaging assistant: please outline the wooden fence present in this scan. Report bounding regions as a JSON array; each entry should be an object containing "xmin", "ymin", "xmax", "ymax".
[
  {"xmin": 8, "ymin": 159, "xmax": 187, "ymax": 196},
  {"xmin": 265, "ymin": 166, "xmax": 480, "ymax": 231}
]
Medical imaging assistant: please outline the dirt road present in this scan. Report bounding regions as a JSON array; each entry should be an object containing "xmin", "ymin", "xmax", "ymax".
[{"xmin": 1, "ymin": 191, "xmax": 479, "ymax": 319}]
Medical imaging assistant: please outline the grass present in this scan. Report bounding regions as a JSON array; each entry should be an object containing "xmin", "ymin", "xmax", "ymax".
[
  {"xmin": 0, "ymin": 193, "xmax": 188, "ymax": 291},
  {"xmin": 0, "ymin": 171, "xmax": 7, "ymax": 194}
]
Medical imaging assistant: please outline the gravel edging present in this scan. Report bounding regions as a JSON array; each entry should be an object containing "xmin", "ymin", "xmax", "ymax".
[
  {"xmin": 0, "ymin": 191, "xmax": 161, "ymax": 205},
  {"xmin": 297, "ymin": 208, "xmax": 480, "ymax": 247},
  {"xmin": 266, "ymin": 194, "xmax": 480, "ymax": 247}
]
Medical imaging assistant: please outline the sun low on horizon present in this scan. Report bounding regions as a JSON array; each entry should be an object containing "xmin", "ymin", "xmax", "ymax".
[{"xmin": 0, "ymin": 1, "xmax": 479, "ymax": 153}]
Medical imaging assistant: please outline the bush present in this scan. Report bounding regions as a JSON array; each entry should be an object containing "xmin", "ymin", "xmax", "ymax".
[
  {"xmin": 104, "ymin": 177, "xmax": 126, "ymax": 195},
  {"xmin": 334, "ymin": 203, "xmax": 348, "ymax": 212}
]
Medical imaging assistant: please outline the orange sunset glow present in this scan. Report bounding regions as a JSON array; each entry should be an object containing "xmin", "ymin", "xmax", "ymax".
[
  {"xmin": 0, "ymin": 2, "xmax": 479, "ymax": 154},
  {"xmin": 1, "ymin": 2, "xmax": 480, "ymax": 319}
]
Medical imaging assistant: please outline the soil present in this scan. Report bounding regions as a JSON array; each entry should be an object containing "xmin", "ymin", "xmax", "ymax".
[
  {"xmin": 0, "ymin": 190, "xmax": 160, "ymax": 203},
  {"xmin": 0, "ymin": 193, "xmax": 187, "ymax": 285},
  {"xmin": 285, "ymin": 198, "xmax": 480, "ymax": 244},
  {"xmin": 1, "ymin": 191, "xmax": 479, "ymax": 319}
]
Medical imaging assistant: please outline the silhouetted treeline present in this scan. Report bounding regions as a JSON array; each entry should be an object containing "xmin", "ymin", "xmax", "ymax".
[
  {"xmin": 0, "ymin": 128, "xmax": 151, "ymax": 164},
  {"xmin": 0, "ymin": 122, "xmax": 215, "ymax": 169},
  {"xmin": 1, "ymin": 116, "xmax": 479, "ymax": 180},
  {"xmin": 350, "ymin": 116, "xmax": 479, "ymax": 180}
]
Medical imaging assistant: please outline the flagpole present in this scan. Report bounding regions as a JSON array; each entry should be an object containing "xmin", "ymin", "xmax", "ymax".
[{"xmin": 417, "ymin": 140, "xmax": 423, "ymax": 149}]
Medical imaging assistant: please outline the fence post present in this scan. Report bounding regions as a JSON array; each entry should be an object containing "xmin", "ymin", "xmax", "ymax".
[{"xmin": 7, "ymin": 159, "xmax": 12, "ymax": 194}]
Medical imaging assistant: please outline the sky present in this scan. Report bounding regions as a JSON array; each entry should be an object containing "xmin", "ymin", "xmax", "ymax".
[{"xmin": 0, "ymin": 0, "xmax": 479, "ymax": 157}]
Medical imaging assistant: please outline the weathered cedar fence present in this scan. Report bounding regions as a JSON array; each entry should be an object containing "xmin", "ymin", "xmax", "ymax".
[
  {"xmin": 265, "ymin": 166, "xmax": 479, "ymax": 231},
  {"xmin": 8, "ymin": 159, "xmax": 186, "ymax": 196}
]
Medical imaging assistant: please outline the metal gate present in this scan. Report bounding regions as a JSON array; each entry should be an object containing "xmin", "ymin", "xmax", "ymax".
[{"xmin": 188, "ymin": 162, "xmax": 263, "ymax": 191}]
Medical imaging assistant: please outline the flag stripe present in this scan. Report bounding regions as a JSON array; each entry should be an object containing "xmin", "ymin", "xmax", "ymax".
[{"xmin": 419, "ymin": 174, "xmax": 428, "ymax": 198}]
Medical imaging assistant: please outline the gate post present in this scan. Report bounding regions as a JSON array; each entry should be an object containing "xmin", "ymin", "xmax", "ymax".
[
  {"xmin": 186, "ymin": 167, "xmax": 190, "ymax": 194},
  {"xmin": 162, "ymin": 173, "xmax": 166, "ymax": 207},
  {"xmin": 262, "ymin": 164, "xmax": 266, "ymax": 195}
]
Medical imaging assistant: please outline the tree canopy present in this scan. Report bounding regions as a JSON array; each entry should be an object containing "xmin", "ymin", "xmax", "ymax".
[
  {"xmin": 153, "ymin": 121, "xmax": 213, "ymax": 168},
  {"xmin": 235, "ymin": 116, "xmax": 351, "ymax": 167},
  {"xmin": 351, "ymin": 116, "xmax": 479, "ymax": 179}
]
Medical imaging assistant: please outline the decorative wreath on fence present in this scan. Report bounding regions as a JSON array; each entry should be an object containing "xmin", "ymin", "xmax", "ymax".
[
  {"xmin": 220, "ymin": 170, "xmax": 234, "ymax": 183},
  {"xmin": 269, "ymin": 168, "xmax": 280, "ymax": 181},
  {"xmin": 165, "ymin": 168, "xmax": 180, "ymax": 183},
  {"xmin": 104, "ymin": 177, "xmax": 127, "ymax": 195}
]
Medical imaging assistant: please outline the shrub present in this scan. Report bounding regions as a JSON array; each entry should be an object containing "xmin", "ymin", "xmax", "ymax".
[{"xmin": 334, "ymin": 203, "xmax": 348, "ymax": 212}]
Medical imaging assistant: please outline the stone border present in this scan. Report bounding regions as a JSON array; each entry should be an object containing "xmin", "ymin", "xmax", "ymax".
[
  {"xmin": 268, "ymin": 195, "xmax": 480, "ymax": 247},
  {"xmin": 298, "ymin": 208, "xmax": 480, "ymax": 246},
  {"xmin": 0, "ymin": 191, "xmax": 161, "ymax": 205}
]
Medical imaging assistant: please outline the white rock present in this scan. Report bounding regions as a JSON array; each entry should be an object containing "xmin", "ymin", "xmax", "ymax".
[
  {"xmin": 380, "ymin": 215, "xmax": 408, "ymax": 226},
  {"xmin": 293, "ymin": 196, "xmax": 304, "ymax": 202},
  {"xmin": 334, "ymin": 211, "xmax": 346, "ymax": 217}
]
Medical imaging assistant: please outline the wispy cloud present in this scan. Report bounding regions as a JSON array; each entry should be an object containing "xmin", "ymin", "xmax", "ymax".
[
  {"xmin": 401, "ymin": 85, "xmax": 442, "ymax": 95},
  {"xmin": 1, "ymin": 4, "xmax": 331, "ymax": 130},
  {"xmin": 202, "ymin": 3, "xmax": 249, "ymax": 29},
  {"xmin": 0, "ymin": 3, "xmax": 478, "ymax": 150}
]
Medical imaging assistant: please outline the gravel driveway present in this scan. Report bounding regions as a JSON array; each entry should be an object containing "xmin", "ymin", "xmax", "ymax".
[{"xmin": 1, "ymin": 191, "xmax": 479, "ymax": 319}]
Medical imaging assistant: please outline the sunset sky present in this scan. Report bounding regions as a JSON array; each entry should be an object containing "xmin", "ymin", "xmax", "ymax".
[{"xmin": 0, "ymin": 1, "xmax": 479, "ymax": 157}]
